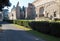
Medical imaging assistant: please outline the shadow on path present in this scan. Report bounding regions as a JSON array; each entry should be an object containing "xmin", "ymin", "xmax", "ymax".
[
  {"xmin": 0, "ymin": 21, "xmax": 12, "ymax": 25},
  {"xmin": 0, "ymin": 29, "xmax": 45, "ymax": 41}
]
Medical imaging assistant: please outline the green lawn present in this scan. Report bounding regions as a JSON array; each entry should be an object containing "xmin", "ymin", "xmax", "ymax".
[
  {"xmin": 27, "ymin": 30, "xmax": 60, "ymax": 41},
  {"xmin": 14, "ymin": 24, "xmax": 60, "ymax": 41}
]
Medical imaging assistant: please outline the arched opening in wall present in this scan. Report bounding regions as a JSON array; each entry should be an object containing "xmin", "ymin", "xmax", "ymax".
[
  {"xmin": 46, "ymin": 13, "xmax": 49, "ymax": 18},
  {"xmin": 54, "ymin": 11, "xmax": 56, "ymax": 17},
  {"xmin": 39, "ymin": 7, "xmax": 44, "ymax": 17},
  {"xmin": 50, "ymin": 15, "xmax": 53, "ymax": 20}
]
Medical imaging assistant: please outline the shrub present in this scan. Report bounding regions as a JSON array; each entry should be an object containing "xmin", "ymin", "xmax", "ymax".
[
  {"xmin": 6, "ymin": 20, "xmax": 13, "ymax": 23},
  {"xmin": 14, "ymin": 20, "xmax": 31, "ymax": 28},
  {"xmin": 14, "ymin": 20, "xmax": 60, "ymax": 37},
  {"xmin": 29, "ymin": 21, "xmax": 60, "ymax": 37},
  {"xmin": 0, "ymin": 24, "xmax": 2, "ymax": 27},
  {"xmin": 29, "ymin": 21, "xmax": 50, "ymax": 34},
  {"xmin": 50, "ymin": 22, "xmax": 60, "ymax": 37}
]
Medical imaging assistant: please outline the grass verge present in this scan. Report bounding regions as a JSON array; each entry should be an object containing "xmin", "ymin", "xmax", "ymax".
[
  {"xmin": 27, "ymin": 30, "xmax": 60, "ymax": 41},
  {"xmin": 13, "ymin": 24, "xmax": 60, "ymax": 41},
  {"xmin": 14, "ymin": 24, "xmax": 32, "ymax": 31}
]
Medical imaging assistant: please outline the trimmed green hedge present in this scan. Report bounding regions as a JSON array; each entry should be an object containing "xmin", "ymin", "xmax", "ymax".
[
  {"xmin": 13, "ymin": 20, "xmax": 60, "ymax": 37},
  {"xmin": 14, "ymin": 20, "xmax": 32, "ymax": 28},
  {"xmin": 29, "ymin": 21, "xmax": 60, "ymax": 37},
  {"xmin": 4, "ymin": 20, "xmax": 13, "ymax": 23},
  {"xmin": 29, "ymin": 21, "xmax": 50, "ymax": 33}
]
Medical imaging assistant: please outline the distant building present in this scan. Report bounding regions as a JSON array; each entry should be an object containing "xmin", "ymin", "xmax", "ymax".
[
  {"xmin": 3, "ymin": 9, "xmax": 9, "ymax": 20},
  {"xmin": 8, "ymin": 12, "xmax": 12, "ymax": 20},
  {"xmin": 8, "ymin": 2, "xmax": 21, "ymax": 20},
  {"xmin": 8, "ymin": 5, "xmax": 16, "ymax": 20},
  {"xmin": 25, "ymin": 7, "xmax": 28, "ymax": 19},
  {"xmin": 32, "ymin": 0, "xmax": 60, "ymax": 20},
  {"xmin": 16, "ymin": 2, "xmax": 20, "ymax": 19},
  {"xmin": 26, "ymin": 3, "xmax": 36, "ymax": 19}
]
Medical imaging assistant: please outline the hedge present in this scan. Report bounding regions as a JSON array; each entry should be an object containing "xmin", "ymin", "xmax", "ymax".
[
  {"xmin": 29, "ymin": 21, "xmax": 60, "ymax": 37},
  {"xmin": 13, "ymin": 20, "xmax": 60, "ymax": 37},
  {"xmin": 4, "ymin": 20, "xmax": 13, "ymax": 23},
  {"xmin": 13, "ymin": 20, "xmax": 32, "ymax": 28},
  {"xmin": 0, "ymin": 24, "xmax": 2, "ymax": 27}
]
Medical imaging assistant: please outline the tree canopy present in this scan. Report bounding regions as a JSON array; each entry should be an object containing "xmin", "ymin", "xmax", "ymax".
[{"xmin": 0, "ymin": 0, "xmax": 11, "ymax": 11}]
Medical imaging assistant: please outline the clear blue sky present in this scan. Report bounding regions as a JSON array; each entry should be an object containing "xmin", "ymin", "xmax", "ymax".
[{"xmin": 5, "ymin": 0, "xmax": 34, "ymax": 12}]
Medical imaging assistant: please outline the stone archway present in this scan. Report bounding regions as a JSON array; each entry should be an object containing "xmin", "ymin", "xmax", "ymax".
[{"xmin": 39, "ymin": 7, "xmax": 44, "ymax": 17}]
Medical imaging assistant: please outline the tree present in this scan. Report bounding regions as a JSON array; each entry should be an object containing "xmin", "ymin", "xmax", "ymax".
[
  {"xmin": 22, "ymin": 6, "xmax": 26, "ymax": 19},
  {"xmin": 19, "ymin": 7, "xmax": 22, "ymax": 12},
  {"xmin": 22, "ymin": 6, "xmax": 25, "ymax": 13},
  {"xmin": 0, "ymin": 0, "xmax": 11, "ymax": 11}
]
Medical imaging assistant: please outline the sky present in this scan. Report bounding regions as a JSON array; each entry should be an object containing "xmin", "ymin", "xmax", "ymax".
[{"xmin": 4, "ymin": 0, "xmax": 34, "ymax": 12}]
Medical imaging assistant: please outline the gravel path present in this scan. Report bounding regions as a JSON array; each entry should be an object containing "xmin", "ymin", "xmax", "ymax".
[{"xmin": 0, "ymin": 22, "xmax": 45, "ymax": 41}]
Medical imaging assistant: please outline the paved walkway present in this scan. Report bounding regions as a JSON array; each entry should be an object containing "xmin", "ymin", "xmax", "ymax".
[{"xmin": 0, "ymin": 22, "xmax": 45, "ymax": 41}]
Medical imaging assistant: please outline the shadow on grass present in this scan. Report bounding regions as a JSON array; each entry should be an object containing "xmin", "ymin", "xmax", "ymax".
[{"xmin": 26, "ymin": 30, "xmax": 60, "ymax": 41}]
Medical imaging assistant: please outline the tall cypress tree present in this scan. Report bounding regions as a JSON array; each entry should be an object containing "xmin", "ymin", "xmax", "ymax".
[
  {"xmin": 22, "ymin": 6, "xmax": 25, "ymax": 19},
  {"xmin": 22, "ymin": 6, "xmax": 25, "ymax": 13}
]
